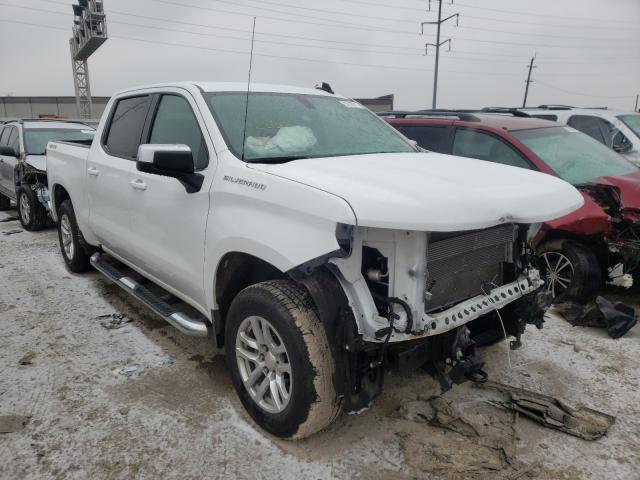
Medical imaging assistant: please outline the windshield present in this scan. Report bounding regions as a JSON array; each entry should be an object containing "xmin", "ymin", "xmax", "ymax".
[
  {"xmin": 618, "ymin": 114, "xmax": 640, "ymax": 140},
  {"xmin": 24, "ymin": 127, "xmax": 95, "ymax": 155},
  {"xmin": 204, "ymin": 92, "xmax": 415, "ymax": 162},
  {"xmin": 512, "ymin": 126, "xmax": 638, "ymax": 185}
]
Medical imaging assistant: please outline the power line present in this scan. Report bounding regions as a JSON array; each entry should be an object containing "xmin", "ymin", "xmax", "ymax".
[
  {"xmin": 535, "ymin": 80, "xmax": 637, "ymax": 99},
  {"xmin": 454, "ymin": 1, "xmax": 638, "ymax": 25},
  {"xmin": 153, "ymin": 0, "xmax": 418, "ymax": 35},
  {"xmin": 0, "ymin": 17, "xmax": 528, "ymax": 78}
]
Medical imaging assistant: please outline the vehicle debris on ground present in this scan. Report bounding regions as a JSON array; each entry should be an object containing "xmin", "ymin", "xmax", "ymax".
[
  {"xmin": 484, "ymin": 381, "xmax": 615, "ymax": 441},
  {"xmin": 555, "ymin": 296, "xmax": 637, "ymax": 338}
]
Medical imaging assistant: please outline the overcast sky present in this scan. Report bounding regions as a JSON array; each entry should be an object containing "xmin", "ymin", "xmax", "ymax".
[{"xmin": 0, "ymin": 0, "xmax": 639, "ymax": 110}]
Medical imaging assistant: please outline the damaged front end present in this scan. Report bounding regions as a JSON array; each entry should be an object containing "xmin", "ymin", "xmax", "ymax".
[
  {"xmin": 578, "ymin": 182, "xmax": 640, "ymax": 282},
  {"xmin": 319, "ymin": 223, "xmax": 551, "ymax": 412}
]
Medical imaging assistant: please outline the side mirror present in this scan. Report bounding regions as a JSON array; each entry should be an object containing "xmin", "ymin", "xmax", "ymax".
[
  {"xmin": 612, "ymin": 132, "xmax": 632, "ymax": 154},
  {"xmin": 0, "ymin": 145, "xmax": 19, "ymax": 157},
  {"xmin": 136, "ymin": 144, "xmax": 203, "ymax": 193}
]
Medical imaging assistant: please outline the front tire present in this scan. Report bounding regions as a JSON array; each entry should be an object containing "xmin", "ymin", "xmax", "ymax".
[
  {"xmin": 17, "ymin": 186, "xmax": 48, "ymax": 231},
  {"xmin": 225, "ymin": 280, "xmax": 339, "ymax": 439},
  {"xmin": 57, "ymin": 200, "xmax": 92, "ymax": 273},
  {"xmin": 538, "ymin": 240, "xmax": 601, "ymax": 303}
]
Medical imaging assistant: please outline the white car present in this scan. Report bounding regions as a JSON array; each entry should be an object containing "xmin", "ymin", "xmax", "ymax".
[
  {"xmin": 519, "ymin": 106, "xmax": 640, "ymax": 165},
  {"xmin": 45, "ymin": 82, "xmax": 583, "ymax": 438},
  {"xmin": 0, "ymin": 119, "xmax": 94, "ymax": 230}
]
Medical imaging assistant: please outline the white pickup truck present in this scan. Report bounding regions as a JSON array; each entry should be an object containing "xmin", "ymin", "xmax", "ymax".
[{"xmin": 46, "ymin": 82, "xmax": 583, "ymax": 439}]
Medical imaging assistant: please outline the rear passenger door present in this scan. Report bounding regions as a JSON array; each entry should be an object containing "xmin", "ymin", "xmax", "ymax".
[
  {"xmin": 88, "ymin": 95, "xmax": 151, "ymax": 257},
  {"xmin": 452, "ymin": 128, "xmax": 534, "ymax": 170},
  {"xmin": 126, "ymin": 91, "xmax": 214, "ymax": 307},
  {"xmin": 393, "ymin": 124, "xmax": 453, "ymax": 153}
]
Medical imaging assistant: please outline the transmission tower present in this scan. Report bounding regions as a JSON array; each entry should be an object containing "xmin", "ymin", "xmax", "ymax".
[
  {"xmin": 422, "ymin": 0, "xmax": 458, "ymax": 109},
  {"xmin": 70, "ymin": 1, "xmax": 108, "ymax": 119}
]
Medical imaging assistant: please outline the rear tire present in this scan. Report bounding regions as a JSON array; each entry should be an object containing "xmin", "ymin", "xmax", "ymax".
[
  {"xmin": 225, "ymin": 280, "xmax": 340, "ymax": 439},
  {"xmin": 538, "ymin": 240, "xmax": 601, "ymax": 303},
  {"xmin": 17, "ymin": 186, "xmax": 47, "ymax": 231},
  {"xmin": 57, "ymin": 200, "xmax": 92, "ymax": 273},
  {"xmin": 0, "ymin": 193, "xmax": 10, "ymax": 211}
]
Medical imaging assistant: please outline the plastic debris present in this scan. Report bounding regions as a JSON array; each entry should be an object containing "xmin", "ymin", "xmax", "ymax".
[
  {"xmin": 161, "ymin": 355, "xmax": 174, "ymax": 366},
  {"xmin": 97, "ymin": 313, "xmax": 133, "ymax": 330},
  {"xmin": 0, "ymin": 415, "xmax": 30, "ymax": 433},
  {"xmin": 555, "ymin": 296, "xmax": 637, "ymax": 339},
  {"xmin": 118, "ymin": 363, "xmax": 140, "ymax": 377},
  {"xmin": 484, "ymin": 381, "xmax": 615, "ymax": 441},
  {"xmin": 18, "ymin": 351, "xmax": 36, "ymax": 365},
  {"xmin": 2, "ymin": 229, "xmax": 22, "ymax": 236}
]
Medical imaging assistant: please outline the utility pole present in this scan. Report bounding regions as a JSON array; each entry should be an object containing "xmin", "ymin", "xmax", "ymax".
[
  {"xmin": 422, "ymin": 0, "xmax": 458, "ymax": 109},
  {"xmin": 69, "ymin": 1, "xmax": 108, "ymax": 119},
  {"xmin": 522, "ymin": 54, "xmax": 536, "ymax": 108},
  {"xmin": 635, "ymin": 94, "xmax": 639, "ymax": 112}
]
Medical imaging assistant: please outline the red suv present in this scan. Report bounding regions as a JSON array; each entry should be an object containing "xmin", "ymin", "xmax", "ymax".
[{"xmin": 383, "ymin": 110, "xmax": 640, "ymax": 303}]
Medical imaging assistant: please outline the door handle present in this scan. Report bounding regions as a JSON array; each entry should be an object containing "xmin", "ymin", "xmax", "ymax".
[
  {"xmin": 130, "ymin": 179, "xmax": 147, "ymax": 191},
  {"xmin": 87, "ymin": 167, "xmax": 99, "ymax": 176}
]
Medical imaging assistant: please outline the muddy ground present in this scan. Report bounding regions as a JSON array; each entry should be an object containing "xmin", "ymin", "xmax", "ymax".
[{"xmin": 1, "ymin": 209, "xmax": 639, "ymax": 480}]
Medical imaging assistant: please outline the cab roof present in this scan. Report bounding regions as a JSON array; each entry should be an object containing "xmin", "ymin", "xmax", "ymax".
[{"xmin": 115, "ymin": 81, "xmax": 345, "ymax": 99}]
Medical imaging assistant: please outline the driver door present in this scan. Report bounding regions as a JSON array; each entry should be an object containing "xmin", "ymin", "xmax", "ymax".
[{"xmin": 127, "ymin": 91, "xmax": 215, "ymax": 308}]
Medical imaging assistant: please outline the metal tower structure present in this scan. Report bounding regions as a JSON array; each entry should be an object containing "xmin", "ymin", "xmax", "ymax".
[{"xmin": 70, "ymin": 0, "xmax": 107, "ymax": 119}]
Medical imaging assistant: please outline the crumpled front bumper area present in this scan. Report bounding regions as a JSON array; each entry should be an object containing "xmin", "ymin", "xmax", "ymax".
[{"xmin": 423, "ymin": 269, "xmax": 544, "ymax": 336}]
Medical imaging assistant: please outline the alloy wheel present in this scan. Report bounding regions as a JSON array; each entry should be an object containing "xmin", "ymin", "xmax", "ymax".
[
  {"xmin": 235, "ymin": 315, "xmax": 292, "ymax": 414},
  {"xmin": 60, "ymin": 214, "xmax": 75, "ymax": 260},
  {"xmin": 19, "ymin": 192, "xmax": 30, "ymax": 225},
  {"xmin": 541, "ymin": 251, "xmax": 574, "ymax": 298}
]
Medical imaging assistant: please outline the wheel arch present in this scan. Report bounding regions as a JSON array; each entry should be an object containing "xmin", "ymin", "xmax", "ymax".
[{"xmin": 50, "ymin": 183, "xmax": 71, "ymax": 222}]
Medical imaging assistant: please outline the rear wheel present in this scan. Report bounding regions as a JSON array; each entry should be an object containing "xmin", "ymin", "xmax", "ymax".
[
  {"xmin": 225, "ymin": 280, "xmax": 339, "ymax": 439},
  {"xmin": 57, "ymin": 200, "xmax": 92, "ymax": 273},
  {"xmin": 0, "ymin": 193, "xmax": 10, "ymax": 211},
  {"xmin": 17, "ymin": 187, "xmax": 47, "ymax": 231},
  {"xmin": 538, "ymin": 240, "xmax": 601, "ymax": 303}
]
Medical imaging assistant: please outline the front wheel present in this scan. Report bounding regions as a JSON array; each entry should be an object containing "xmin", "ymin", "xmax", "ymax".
[
  {"xmin": 17, "ymin": 187, "xmax": 48, "ymax": 231},
  {"xmin": 57, "ymin": 200, "xmax": 92, "ymax": 273},
  {"xmin": 225, "ymin": 280, "xmax": 340, "ymax": 439},
  {"xmin": 538, "ymin": 240, "xmax": 601, "ymax": 303}
]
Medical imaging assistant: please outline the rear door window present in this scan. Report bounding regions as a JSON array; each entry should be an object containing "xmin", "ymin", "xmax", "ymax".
[
  {"xmin": 148, "ymin": 94, "xmax": 209, "ymax": 169},
  {"xmin": 453, "ymin": 128, "xmax": 532, "ymax": 170},
  {"xmin": 394, "ymin": 125, "xmax": 452, "ymax": 153},
  {"xmin": 567, "ymin": 115, "xmax": 608, "ymax": 144},
  {"xmin": 7, "ymin": 127, "xmax": 19, "ymax": 152},
  {"xmin": 104, "ymin": 96, "xmax": 151, "ymax": 159},
  {"xmin": 0, "ymin": 126, "xmax": 12, "ymax": 146}
]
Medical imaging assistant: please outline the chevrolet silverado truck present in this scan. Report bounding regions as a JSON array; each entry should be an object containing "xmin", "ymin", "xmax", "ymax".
[
  {"xmin": 46, "ymin": 82, "xmax": 583, "ymax": 439},
  {"xmin": 0, "ymin": 119, "xmax": 95, "ymax": 230}
]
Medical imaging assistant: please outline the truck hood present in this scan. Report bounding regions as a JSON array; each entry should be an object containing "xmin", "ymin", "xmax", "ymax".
[
  {"xmin": 25, "ymin": 154, "xmax": 46, "ymax": 172},
  {"xmin": 250, "ymin": 152, "xmax": 584, "ymax": 231}
]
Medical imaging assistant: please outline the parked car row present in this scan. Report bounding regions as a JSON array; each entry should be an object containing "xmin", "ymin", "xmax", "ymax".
[
  {"xmin": 4, "ymin": 81, "xmax": 636, "ymax": 440},
  {"xmin": 381, "ymin": 109, "xmax": 640, "ymax": 304},
  {"xmin": 0, "ymin": 119, "xmax": 95, "ymax": 230}
]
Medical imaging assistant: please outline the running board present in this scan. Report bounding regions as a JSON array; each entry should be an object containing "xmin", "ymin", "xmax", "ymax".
[{"xmin": 90, "ymin": 253, "xmax": 210, "ymax": 337}]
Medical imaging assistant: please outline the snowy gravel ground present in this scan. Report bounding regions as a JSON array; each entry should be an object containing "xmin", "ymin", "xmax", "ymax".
[{"xmin": 1, "ymin": 210, "xmax": 638, "ymax": 480}]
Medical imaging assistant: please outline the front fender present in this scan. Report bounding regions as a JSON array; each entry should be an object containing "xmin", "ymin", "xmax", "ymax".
[{"xmin": 204, "ymin": 160, "xmax": 357, "ymax": 311}]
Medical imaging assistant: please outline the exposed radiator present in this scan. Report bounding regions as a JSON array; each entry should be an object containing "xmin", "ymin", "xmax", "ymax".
[{"xmin": 425, "ymin": 224, "xmax": 516, "ymax": 312}]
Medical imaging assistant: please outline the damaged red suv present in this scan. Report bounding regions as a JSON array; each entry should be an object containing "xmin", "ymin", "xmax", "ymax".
[{"xmin": 383, "ymin": 110, "xmax": 640, "ymax": 302}]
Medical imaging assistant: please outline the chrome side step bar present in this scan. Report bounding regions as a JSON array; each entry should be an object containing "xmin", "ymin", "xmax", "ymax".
[{"xmin": 90, "ymin": 253, "xmax": 210, "ymax": 337}]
